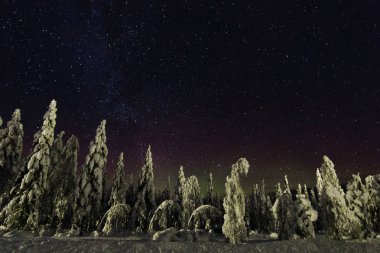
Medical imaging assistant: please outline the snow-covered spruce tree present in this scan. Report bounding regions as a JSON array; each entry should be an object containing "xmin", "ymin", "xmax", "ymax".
[
  {"xmin": 296, "ymin": 184, "xmax": 302, "ymax": 195},
  {"xmin": 156, "ymin": 190, "xmax": 169, "ymax": 207},
  {"xmin": 222, "ymin": 158, "xmax": 250, "ymax": 244},
  {"xmin": 316, "ymin": 156, "xmax": 344, "ymax": 234},
  {"xmin": 180, "ymin": 183, "xmax": 191, "ymax": 229},
  {"xmin": 310, "ymin": 188, "xmax": 318, "ymax": 208},
  {"xmin": 312, "ymin": 170, "xmax": 324, "ymax": 233},
  {"xmin": 319, "ymin": 156, "xmax": 362, "ymax": 240},
  {"xmin": 206, "ymin": 172, "xmax": 214, "ymax": 206},
  {"xmin": 214, "ymin": 191, "xmax": 222, "ymax": 211},
  {"xmin": 278, "ymin": 175, "xmax": 296, "ymax": 240},
  {"xmin": 321, "ymin": 182, "xmax": 362, "ymax": 239},
  {"xmin": 156, "ymin": 176, "xmax": 171, "ymax": 206},
  {"xmin": 175, "ymin": 166, "xmax": 186, "ymax": 203},
  {"xmin": 249, "ymin": 184, "xmax": 260, "ymax": 231},
  {"xmin": 346, "ymin": 174, "xmax": 372, "ymax": 237},
  {"xmin": 108, "ymin": 153, "xmax": 127, "ymax": 207},
  {"xmin": 320, "ymin": 156, "xmax": 344, "ymax": 195},
  {"xmin": 52, "ymin": 135, "xmax": 79, "ymax": 232},
  {"xmin": 294, "ymin": 187, "xmax": 318, "ymax": 238},
  {"xmin": 0, "ymin": 100, "xmax": 57, "ymax": 231},
  {"xmin": 175, "ymin": 166, "xmax": 189, "ymax": 228},
  {"xmin": 186, "ymin": 175, "xmax": 202, "ymax": 211},
  {"xmin": 72, "ymin": 120, "xmax": 108, "ymax": 233},
  {"xmin": 125, "ymin": 174, "xmax": 136, "ymax": 207},
  {"xmin": 176, "ymin": 174, "xmax": 202, "ymax": 230},
  {"xmin": 245, "ymin": 194, "xmax": 251, "ymax": 233},
  {"xmin": 272, "ymin": 182, "xmax": 283, "ymax": 233},
  {"xmin": 316, "ymin": 168, "xmax": 323, "ymax": 202},
  {"xmin": 100, "ymin": 152, "xmax": 131, "ymax": 236},
  {"xmin": 40, "ymin": 131, "xmax": 66, "ymax": 226},
  {"xmin": 0, "ymin": 116, "xmax": 5, "ymax": 164},
  {"xmin": 258, "ymin": 180, "xmax": 275, "ymax": 233},
  {"xmin": 130, "ymin": 145, "xmax": 156, "ymax": 232},
  {"xmin": 0, "ymin": 109, "xmax": 24, "ymax": 194},
  {"xmin": 283, "ymin": 175, "xmax": 291, "ymax": 194},
  {"xmin": 365, "ymin": 175, "xmax": 380, "ymax": 233},
  {"xmin": 166, "ymin": 175, "xmax": 172, "ymax": 200},
  {"xmin": 49, "ymin": 131, "xmax": 65, "ymax": 178},
  {"xmin": 275, "ymin": 182, "xmax": 282, "ymax": 199},
  {"xmin": 303, "ymin": 184, "xmax": 309, "ymax": 199}
]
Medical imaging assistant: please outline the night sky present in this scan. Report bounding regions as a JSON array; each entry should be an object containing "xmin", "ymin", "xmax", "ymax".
[{"xmin": 1, "ymin": 1, "xmax": 379, "ymax": 192}]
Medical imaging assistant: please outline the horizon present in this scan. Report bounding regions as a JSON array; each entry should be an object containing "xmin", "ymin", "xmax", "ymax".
[{"xmin": 2, "ymin": 101, "xmax": 377, "ymax": 194}]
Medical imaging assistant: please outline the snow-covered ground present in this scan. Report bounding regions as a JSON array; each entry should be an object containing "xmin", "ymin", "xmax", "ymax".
[{"xmin": 1, "ymin": 232, "xmax": 379, "ymax": 253}]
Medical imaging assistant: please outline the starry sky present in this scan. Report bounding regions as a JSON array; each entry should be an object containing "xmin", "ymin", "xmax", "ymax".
[{"xmin": 1, "ymin": 1, "xmax": 379, "ymax": 192}]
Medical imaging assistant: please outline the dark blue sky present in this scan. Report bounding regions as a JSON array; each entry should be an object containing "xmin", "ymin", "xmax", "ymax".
[{"xmin": 1, "ymin": 0, "xmax": 380, "ymax": 192}]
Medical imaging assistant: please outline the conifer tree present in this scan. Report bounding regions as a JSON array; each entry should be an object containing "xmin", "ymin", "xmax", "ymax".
[
  {"xmin": 297, "ymin": 183, "xmax": 302, "ymax": 195},
  {"xmin": 73, "ymin": 120, "xmax": 108, "ymax": 233},
  {"xmin": 313, "ymin": 170, "xmax": 324, "ymax": 232},
  {"xmin": 176, "ymin": 166, "xmax": 186, "ymax": 203},
  {"xmin": 346, "ymin": 173, "xmax": 371, "ymax": 237},
  {"xmin": 249, "ymin": 184, "xmax": 260, "ymax": 231},
  {"xmin": 206, "ymin": 172, "xmax": 214, "ymax": 206},
  {"xmin": 294, "ymin": 186, "xmax": 318, "ymax": 238},
  {"xmin": 41, "ymin": 131, "xmax": 65, "ymax": 225},
  {"xmin": 180, "ymin": 182, "xmax": 191, "ymax": 229},
  {"xmin": 130, "ymin": 145, "xmax": 156, "ymax": 232},
  {"xmin": 0, "ymin": 109, "xmax": 24, "ymax": 179},
  {"xmin": 50, "ymin": 131, "xmax": 65, "ymax": 176},
  {"xmin": 0, "ymin": 116, "xmax": 5, "ymax": 165},
  {"xmin": 108, "ymin": 153, "xmax": 126, "ymax": 207},
  {"xmin": 174, "ymin": 174, "xmax": 202, "ymax": 229},
  {"xmin": 186, "ymin": 175, "xmax": 202, "ymax": 211},
  {"xmin": 101, "ymin": 153, "xmax": 131, "ymax": 236},
  {"xmin": 310, "ymin": 188, "xmax": 318, "ymax": 209},
  {"xmin": 156, "ymin": 188, "xmax": 170, "ymax": 206},
  {"xmin": 222, "ymin": 158, "xmax": 250, "ymax": 244},
  {"xmin": 365, "ymin": 175, "xmax": 380, "ymax": 233},
  {"xmin": 125, "ymin": 174, "xmax": 136, "ymax": 207},
  {"xmin": 167, "ymin": 175, "xmax": 171, "ymax": 200},
  {"xmin": 272, "ymin": 182, "xmax": 283, "ymax": 233},
  {"xmin": 319, "ymin": 156, "xmax": 344, "ymax": 195},
  {"xmin": 316, "ymin": 168, "xmax": 323, "ymax": 201},
  {"xmin": 52, "ymin": 135, "xmax": 79, "ymax": 231},
  {"xmin": 0, "ymin": 100, "xmax": 57, "ymax": 231},
  {"xmin": 275, "ymin": 182, "xmax": 282, "ymax": 199},
  {"xmin": 257, "ymin": 180, "xmax": 275, "ymax": 233},
  {"xmin": 175, "ymin": 166, "xmax": 189, "ymax": 228},
  {"xmin": 303, "ymin": 184, "xmax": 309, "ymax": 200},
  {"xmin": 284, "ymin": 175, "xmax": 291, "ymax": 194},
  {"xmin": 321, "ymin": 182, "xmax": 362, "ymax": 239},
  {"xmin": 0, "ymin": 108, "xmax": 24, "ymax": 194},
  {"xmin": 319, "ymin": 156, "xmax": 362, "ymax": 240},
  {"xmin": 278, "ymin": 175, "xmax": 296, "ymax": 240}
]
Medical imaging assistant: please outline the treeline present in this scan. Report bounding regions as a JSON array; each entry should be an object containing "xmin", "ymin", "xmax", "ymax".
[{"xmin": 0, "ymin": 100, "xmax": 379, "ymax": 244}]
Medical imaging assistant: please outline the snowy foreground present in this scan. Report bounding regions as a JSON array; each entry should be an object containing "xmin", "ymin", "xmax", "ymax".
[{"xmin": 0, "ymin": 233, "xmax": 380, "ymax": 253}]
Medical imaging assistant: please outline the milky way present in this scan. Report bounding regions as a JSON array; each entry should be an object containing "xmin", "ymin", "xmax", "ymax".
[{"xmin": 1, "ymin": 1, "xmax": 379, "ymax": 192}]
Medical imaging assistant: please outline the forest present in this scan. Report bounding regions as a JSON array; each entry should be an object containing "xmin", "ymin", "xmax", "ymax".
[{"xmin": 0, "ymin": 100, "xmax": 379, "ymax": 244}]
